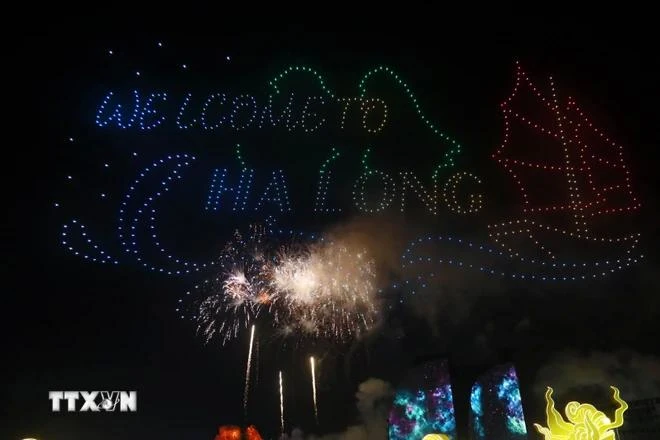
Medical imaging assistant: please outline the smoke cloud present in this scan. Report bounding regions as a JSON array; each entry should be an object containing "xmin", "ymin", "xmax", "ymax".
[
  {"xmin": 323, "ymin": 216, "xmax": 499, "ymax": 335},
  {"xmin": 323, "ymin": 216, "xmax": 409, "ymax": 287},
  {"xmin": 282, "ymin": 377, "xmax": 393, "ymax": 440},
  {"xmin": 534, "ymin": 350, "xmax": 660, "ymax": 400}
]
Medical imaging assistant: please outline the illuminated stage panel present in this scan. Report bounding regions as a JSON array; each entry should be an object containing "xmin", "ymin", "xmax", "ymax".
[
  {"xmin": 388, "ymin": 359, "xmax": 457, "ymax": 440},
  {"xmin": 469, "ymin": 364, "xmax": 528, "ymax": 440}
]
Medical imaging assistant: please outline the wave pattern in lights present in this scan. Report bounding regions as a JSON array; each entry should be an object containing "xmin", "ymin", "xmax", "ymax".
[{"xmin": 400, "ymin": 234, "xmax": 642, "ymax": 283}]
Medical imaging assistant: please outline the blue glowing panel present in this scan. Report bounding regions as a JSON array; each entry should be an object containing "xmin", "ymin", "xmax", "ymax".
[
  {"xmin": 470, "ymin": 383, "xmax": 485, "ymax": 439},
  {"xmin": 469, "ymin": 363, "xmax": 528, "ymax": 440},
  {"xmin": 388, "ymin": 359, "xmax": 457, "ymax": 440}
]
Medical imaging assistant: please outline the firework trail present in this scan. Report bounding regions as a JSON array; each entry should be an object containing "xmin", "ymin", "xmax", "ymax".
[
  {"xmin": 279, "ymin": 370, "xmax": 285, "ymax": 435},
  {"xmin": 243, "ymin": 324, "xmax": 256, "ymax": 418},
  {"xmin": 254, "ymin": 338, "xmax": 260, "ymax": 388},
  {"xmin": 310, "ymin": 356, "xmax": 318, "ymax": 423}
]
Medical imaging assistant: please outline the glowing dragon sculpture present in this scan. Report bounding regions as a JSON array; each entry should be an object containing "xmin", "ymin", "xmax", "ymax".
[
  {"xmin": 422, "ymin": 435, "xmax": 450, "ymax": 440},
  {"xmin": 534, "ymin": 386, "xmax": 628, "ymax": 440}
]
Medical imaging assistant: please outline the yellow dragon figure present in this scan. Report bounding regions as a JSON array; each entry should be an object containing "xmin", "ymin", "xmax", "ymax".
[
  {"xmin": 422, "ymin": 435, "xmax": 450, "ymax": 440},
  {"xmin": 534, "ymin": 386, "xmax": 628, "ymax": 440}
]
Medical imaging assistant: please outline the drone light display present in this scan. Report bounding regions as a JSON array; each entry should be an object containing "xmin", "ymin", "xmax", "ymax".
[
  {"xmin": 54, "ymin": 40, "xmax": 644, "ymax": 439},
  {"xmin": 59, "ymin": 58, "xmax": 641, "ymax": 289}
]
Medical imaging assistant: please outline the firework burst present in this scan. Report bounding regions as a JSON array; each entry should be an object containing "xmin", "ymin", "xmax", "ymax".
[
  {"xmin": 187, "ymin": 224, "xmax": 380, "ymax": 345},
  {"xmin": 273, "ymin": 240, "xmax": 379, "ymax": 341},
  {"xmin": 193, "ymin": 225, "xmax": 279, "ymax": 345}
]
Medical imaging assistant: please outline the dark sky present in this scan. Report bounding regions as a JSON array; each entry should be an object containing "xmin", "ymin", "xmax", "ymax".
[{"xmin": 5, "ymin": 21, "xmax": 660, "ymax": 440}]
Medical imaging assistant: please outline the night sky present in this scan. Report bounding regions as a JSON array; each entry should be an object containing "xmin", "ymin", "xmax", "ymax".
[{"xmin": 6, "ymin": 22, "xmax": 660, "ymax": 440}]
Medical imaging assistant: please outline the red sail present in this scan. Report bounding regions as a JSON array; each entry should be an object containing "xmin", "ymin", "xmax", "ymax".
[
  {"xmin": 493, "ymin": 62, "xmax": 639, "ymax": 220},
  {"xmin": 490, "ymin": 63, "xmax": 640, "ymax": 260}
]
